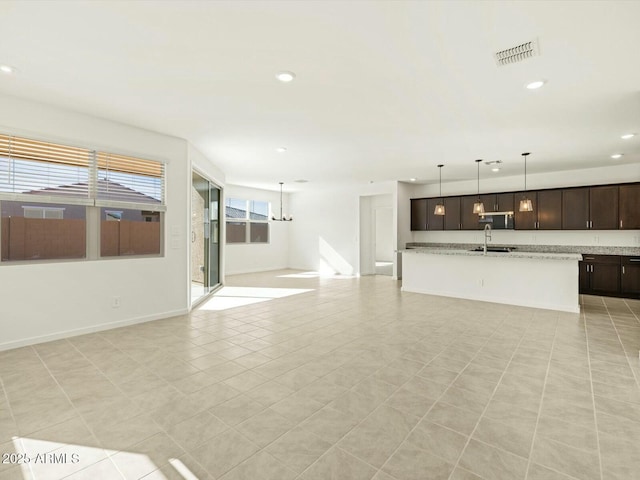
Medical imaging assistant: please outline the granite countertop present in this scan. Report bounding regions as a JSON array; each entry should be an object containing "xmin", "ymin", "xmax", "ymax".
[
  {"xmin": 406, "ymin": 242, "xmax": 640, "ymax": 257},
  {"xmin": 403, "ymin": 247, "xmax": 582, "ymax": 261}
]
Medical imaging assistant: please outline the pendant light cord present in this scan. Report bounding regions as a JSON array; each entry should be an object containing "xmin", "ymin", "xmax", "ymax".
[{"xmin": 522, "ymin": 152, "xmax": 530, "ymax": 192}]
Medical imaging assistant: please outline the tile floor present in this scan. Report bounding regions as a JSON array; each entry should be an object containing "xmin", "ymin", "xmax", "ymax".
[{"xmin": 1, "ymin": 270, "xmax": 639, "ymax": 480}]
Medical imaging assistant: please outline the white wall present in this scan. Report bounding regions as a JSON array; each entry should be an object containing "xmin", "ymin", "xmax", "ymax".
[
  {"xmin": 224, "ymin": 184, "xmax": 290, "ymax": 275},
  {"xmin": 405, "ymin": 163, "xmax": 640, "ymax": 248},
  {"xmin": 0, "ymin": 94, "xmax": 195, "ymax": 351},
  {"xmin": 289, "ymin": 182, "xmax": 396, "ymax": 275}
]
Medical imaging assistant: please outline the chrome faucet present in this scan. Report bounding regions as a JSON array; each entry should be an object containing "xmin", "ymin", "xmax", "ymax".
[{"xmin": 483, "ymin": 224, "xmax": 492, "ymax": 255}]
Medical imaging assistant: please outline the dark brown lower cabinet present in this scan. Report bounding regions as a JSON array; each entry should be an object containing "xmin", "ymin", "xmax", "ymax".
[
  {"xmin": 621, "ymin": 257, "xmax": 640, "ymax": 296},
  {"xmin": 579, "ymin": 255, "xmax": 640, "ymax": 298},
  {"xmin": 579, "ymin": 255, "xmax": 620, "ymax": 295}
]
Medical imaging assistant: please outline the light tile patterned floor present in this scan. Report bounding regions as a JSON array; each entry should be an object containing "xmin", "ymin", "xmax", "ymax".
[{"xmin": 1, "ymin": 270, "xmax": 639, "ymax": 480}]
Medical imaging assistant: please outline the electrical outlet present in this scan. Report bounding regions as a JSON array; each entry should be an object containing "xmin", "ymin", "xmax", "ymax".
[{"xmin": 112, "ymin": 296, "xmax": 121, "ymax": 308}]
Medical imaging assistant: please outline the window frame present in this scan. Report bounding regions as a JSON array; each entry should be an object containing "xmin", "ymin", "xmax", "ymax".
[
  {"xmin": 0, "ymin": 132, "xmax": 167, "ymax": 264},
  {"xmin": 225, "ymin": 197, "xmax": 270, "ymax": 244}
]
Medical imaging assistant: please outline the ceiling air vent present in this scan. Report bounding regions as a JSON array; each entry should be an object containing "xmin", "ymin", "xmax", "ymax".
[{"xmin": 494, "ymin": 39, "xmax": 539, "ymax": 66}]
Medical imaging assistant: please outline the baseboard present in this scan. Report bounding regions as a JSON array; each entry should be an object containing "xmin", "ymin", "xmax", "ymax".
[{"xmin": 0, "ymin": 308, "xmax": 190, "ymax": 352}]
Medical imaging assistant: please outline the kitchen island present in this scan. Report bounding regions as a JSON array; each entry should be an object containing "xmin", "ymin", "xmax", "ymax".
[{"xmin": 402, "ymin": 248, "xmax": 583, "ymax": 313}]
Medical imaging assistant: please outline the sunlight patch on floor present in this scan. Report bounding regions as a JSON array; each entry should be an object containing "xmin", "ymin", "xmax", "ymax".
[
  {"xmin": 12, "ymin": 436, "xmax": 197, "ymax": 480},
  {"xmin": 198, "ymin": 286, "xmax": 314, "ymax": 311}
]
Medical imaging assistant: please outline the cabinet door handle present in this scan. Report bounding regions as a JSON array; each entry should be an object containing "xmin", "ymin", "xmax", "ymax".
[
  {"xmin": 586, "ymin": 221, "xmax": 589, "ymax": 228},
  {"xmin": 630, "ymin": 259, "xmax": 640, "ymax": 262},
  {"xmin": 584, "ymin": 257, "xmax": 594, "ymax": 260},
  {"xmin": 622, "ymin": 266, "xmax": 625, "ymax": 274},
  {"xmin": 586, "ymin": 264, "xmax": 589, "ymax": 273},
  {"xmin": 620, "ymin": 220, "xmax": 623, "ymax": 228}
]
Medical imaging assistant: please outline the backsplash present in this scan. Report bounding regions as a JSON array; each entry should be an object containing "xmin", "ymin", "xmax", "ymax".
[{"xmin": 412, "ymin": 229, "xmax": 640, "ymax": 248}]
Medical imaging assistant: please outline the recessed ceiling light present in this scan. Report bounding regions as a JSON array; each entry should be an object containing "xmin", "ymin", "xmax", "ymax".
[
  {"xmin": 294, "ymin": 179, "xmax": 308, "ymax": 183},
  {"xmin": 492, "ymin": 168, "xmax": 500, "ymax": 172},
  {"xmin": 0, "ymin": 65, "xmax": 16, "ymax": 74},
  {"xmin": 525, "ymin": 80, "xmax": 546, "ymax": 90},
  {"xmin": 611, "ymin": 153, "xmax": 623, "ymax": 159},
  {"xmin": 621, "ymin": 133, "xmax": 636, "ymax": 140},
  {"xmin": 276, "ymin": 71, "xmax": 296, "ymax": 83},
  {"xmin": 409, "ymin": 178, "xmax": 417, "ymax": 182},
  {"xmin": 276, "ymin": 147, "xmax": 287, "ymax": 153}
]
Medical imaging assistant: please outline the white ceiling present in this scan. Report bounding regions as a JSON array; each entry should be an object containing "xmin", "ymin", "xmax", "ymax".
[{"xmin": 0, "ymin": 1, "xmax": 639, "ymax": 191}]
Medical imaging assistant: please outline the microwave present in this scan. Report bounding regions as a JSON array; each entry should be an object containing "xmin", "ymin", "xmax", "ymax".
[{"xmin": 478, "ymin": 212, "xmax": 515, "ymax": 229}]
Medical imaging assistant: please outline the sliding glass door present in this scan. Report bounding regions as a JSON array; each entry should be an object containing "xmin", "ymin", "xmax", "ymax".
[{"xmin": 191, "ymin": 171, "xmax": 221, "ymax": 305}]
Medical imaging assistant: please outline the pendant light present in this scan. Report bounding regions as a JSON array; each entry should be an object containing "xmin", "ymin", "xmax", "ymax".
[
  {"xmin": 472, "ymin": 159, "xmax": 485, "ymax": 214},
  {"xmin": 434, "ymin": 164, "xmax": 445, "ymax": 215},
  {"xmin": 271, "ymin": 182, "xmax": 293, "ymax": 221},
  {"xmin": 519, "ymin": 152, "xmax": 533, "ymax": 212}
]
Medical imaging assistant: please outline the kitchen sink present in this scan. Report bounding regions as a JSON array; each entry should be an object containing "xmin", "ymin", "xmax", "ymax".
[{"xmin": 469, "ymin": 246, "xmax": 515, "ymax": 253}]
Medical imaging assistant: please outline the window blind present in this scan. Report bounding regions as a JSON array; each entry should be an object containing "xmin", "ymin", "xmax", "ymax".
[
  {"xmin": 0, "ymin": 134, "xmax": 92, "ymax": 205},
  {"xmin": 0, "ymin": 133, "xmax": 166, "ymax": 211},
  {"xmin": 95, "ymin": 152, "xmax": 166, "ymax": 212}
]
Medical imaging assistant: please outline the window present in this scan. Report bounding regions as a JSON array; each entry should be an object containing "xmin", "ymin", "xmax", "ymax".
[
  {"xmin": 1, "ymin": 201, "xmax": 85, "ymax": 261},
  {"xmin": 100, "ymin": 208, "xmax": 160, "ymax": 257},
  {"xmin": 0, "ymin": 133, "xmax": 166, "ymax": 262},
  {"xmin": 225, "ymin": 198, "xmax": 269, "ymax": 244}
]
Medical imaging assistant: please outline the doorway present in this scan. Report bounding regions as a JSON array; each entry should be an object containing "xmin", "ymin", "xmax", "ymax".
[
  {"xmin": 374, "ymin": 206, "xmax": 394, "ymax": 276},
  {"xmin": 191, "ymin": 171, "xmax": 221, "ymax": 305}
]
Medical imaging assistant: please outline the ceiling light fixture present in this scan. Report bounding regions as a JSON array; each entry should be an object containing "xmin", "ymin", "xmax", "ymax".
[
  {"xmin": 525, "ymin": 80, "xmax": 545, "ymax": 90},
  {"xmin": 611, "ymin": 153, "xmax": 623, "ymax": 159},
  {"xmin": 492, "ymin": 167, "xmax": 500, "ymax": 172},
  {"xmin": 0, "ymin": 65, "xmax": 15, "ymax": 74},
  {"xmin": 621, "ymin": 133, "xmax": 635, "ymax": 140},
  {"xmin": 434, "ymin": 165, "xmax": 445, "ymax": 216},
  {"xmin": 519, "ymin": 152, "xmax": 533, "ymax": 212},
  {"xmin": 275, "ymin": 71, "xmax": 296, "ymax": 83},
  {"xmin": 272, "ymin": 182, "xmax": 293, "ymax": 221},
  {"xmin": 276, "ymin": 147, "xmax": 287, "ymax": 153},
  {"xmin": 409, "ymin": 178, "xmax": 417, "ymax": 182},
  {"xmin": 472, "ymin": 159, "xmax": 485, "ymax": 214}
]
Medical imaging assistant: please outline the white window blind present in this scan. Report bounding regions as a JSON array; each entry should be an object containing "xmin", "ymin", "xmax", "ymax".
[
  {"xmin": 0, "ymin": 134, "xmax": 166, "ymax": 211},
  {"xmin": 0, "ymin": 134, "xmax": 92, "ymax": 205}
]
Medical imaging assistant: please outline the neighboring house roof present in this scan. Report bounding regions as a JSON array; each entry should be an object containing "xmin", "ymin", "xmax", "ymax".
[
  {"xmin": 225, "ymin": 205, "xmax": 268, "ymax": 220},
  {"xmin": 25, "ymin": 179, "xmax": 160, "ymax": 203}
]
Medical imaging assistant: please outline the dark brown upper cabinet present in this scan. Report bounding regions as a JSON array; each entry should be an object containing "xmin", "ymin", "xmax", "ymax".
[
  {"xmin": 479, "ymin": 194, "xmax": 497, "ymax": 212},
  {"xmin": 590, "ymin": 185, "xmax": 619, "ymax": 229},
  {"xmin": 496, "ymin": 193, "xmax": 514, "ymax": 212},
  {"xmin": 461, "ymin": 196, "xmax": 481, "ymax": 230},
  {"xmin": 537, "ymin": 189, "xmax": 562, "ymax": 230},
  {"xmin": 410, "ymin": 198, "xmax": 427, "ymax": 231},
  {"xmin": 514, "ymin": 191, "xmax": 537, "ymax": 230},
  {"xmin": 562, "ymin": 187, "xmax": 590, "ymax": 230},
  {"xmin": 444, "ymin": 196, "xmax": 461, "ymax": 230},
  {"xmin": 427, "ymin": 198, "xmax": 444, "ymax": 231},
  {"xmin": 619, "ymin": 184, "xmax": 640, "ymax": 229}
]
